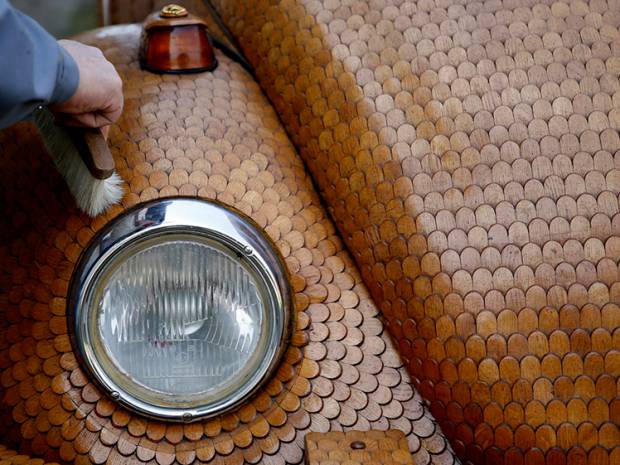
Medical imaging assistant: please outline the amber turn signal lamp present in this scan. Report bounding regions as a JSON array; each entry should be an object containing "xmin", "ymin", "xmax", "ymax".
[{"xmin": 140, "ymin": 4, "xmax": 217, "ymax": 74}]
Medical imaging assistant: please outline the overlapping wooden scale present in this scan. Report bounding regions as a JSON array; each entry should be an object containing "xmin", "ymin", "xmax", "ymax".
[
  {"xmin": 0, "ymin": 444, "xmax": 60, "ymax": 465},
  {"xmin": 204, "ymin": 0, "xmax": 620, "ymax": 464},
  {"xmin": 0, "ymin": 20, "xmax": 453, "ymax": 465}
]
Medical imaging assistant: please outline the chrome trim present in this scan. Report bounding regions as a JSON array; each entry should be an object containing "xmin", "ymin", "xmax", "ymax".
[{"xmin": 68, "ymin": 198, "xmax": 293, "ymax": 422}]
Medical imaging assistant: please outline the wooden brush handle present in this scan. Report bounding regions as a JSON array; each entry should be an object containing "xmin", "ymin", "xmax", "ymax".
[{"xmin": 68, "ymin": 127, "xmax": 115, "ymax": 180}]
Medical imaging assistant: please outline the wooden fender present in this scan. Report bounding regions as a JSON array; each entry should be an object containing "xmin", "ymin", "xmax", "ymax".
[{"xmin": 0, "ymin": 18, "xmax": 455, "ymax": 465}]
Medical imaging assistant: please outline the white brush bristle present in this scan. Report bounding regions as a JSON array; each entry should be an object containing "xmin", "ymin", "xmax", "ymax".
[{"xmin": 33, "ymin": 108, "xmax": 124, "ymax": 217}]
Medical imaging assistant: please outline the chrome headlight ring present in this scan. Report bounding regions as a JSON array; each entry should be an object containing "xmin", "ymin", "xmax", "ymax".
[{"xmin": 68, "ymin": 198, "xmax": 292, "ymax": 422}]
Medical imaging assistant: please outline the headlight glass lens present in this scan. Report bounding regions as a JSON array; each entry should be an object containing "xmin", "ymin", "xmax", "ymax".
[
  {"xmin": 97, "ymin": 236, "xmax": 264, "ymax": 401},
  {"xmin": 70, "ymin": 199, "xmax": 291, "ymax": 421}
]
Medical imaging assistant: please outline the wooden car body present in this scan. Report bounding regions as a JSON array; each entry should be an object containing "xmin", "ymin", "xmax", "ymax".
[{"xmin": 0, "ymin": 1, "xmax": 618, "ymax": 465}]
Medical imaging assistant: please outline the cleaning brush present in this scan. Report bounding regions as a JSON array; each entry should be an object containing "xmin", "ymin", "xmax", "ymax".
[{"xmin": 32, "ymin": 106, "xmax": 123, "ymax": 217}]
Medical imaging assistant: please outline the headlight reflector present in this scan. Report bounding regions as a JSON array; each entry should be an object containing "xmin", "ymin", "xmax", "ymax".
[{"xmin": 70, "ymin": 198, "xmax": 291, "ymax": 421}]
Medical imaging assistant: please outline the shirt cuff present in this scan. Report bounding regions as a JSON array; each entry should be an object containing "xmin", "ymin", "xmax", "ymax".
[{"xmin": 51, "ymin": 45, "xmax": 79, "ymax": 104}]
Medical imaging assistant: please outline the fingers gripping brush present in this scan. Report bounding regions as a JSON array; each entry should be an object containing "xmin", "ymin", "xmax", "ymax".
[{"xmin": 33, "ymin": 106, "xmax": 123, "ymax": 217}]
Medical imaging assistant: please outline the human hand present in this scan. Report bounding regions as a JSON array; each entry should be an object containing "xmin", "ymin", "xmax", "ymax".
[{"xmin": 50, "ymin": 39, "xmax": 123, "ymax": 138}]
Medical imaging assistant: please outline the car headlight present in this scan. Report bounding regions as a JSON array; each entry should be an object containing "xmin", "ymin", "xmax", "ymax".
[{"xmin": 69, "ymin": 198, "xmax": 292, "ymax": 421}]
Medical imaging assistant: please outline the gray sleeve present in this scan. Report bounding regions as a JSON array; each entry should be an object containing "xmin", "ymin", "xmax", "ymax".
[{"xmin": 0, "ymin": 0, "xmax": 79, "ymax": 129}]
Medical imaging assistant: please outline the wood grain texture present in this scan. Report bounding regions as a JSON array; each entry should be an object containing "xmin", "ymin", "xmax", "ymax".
[
  {"xmin": 202, "ymin": 0, "xmax": 620, "ymax": 464},
  {"xmin": 305, "ymin": 430, "xmax": 414, "ymax": 465},
  {"xmin": 0, "ymin": 21, "xmax": 454, "ymax": 465}
]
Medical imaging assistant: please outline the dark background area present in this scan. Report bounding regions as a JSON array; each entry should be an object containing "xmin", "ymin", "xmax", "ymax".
[{"xmin": 11, "ymin": 0, "xmax": 98, "ymax": 37}]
